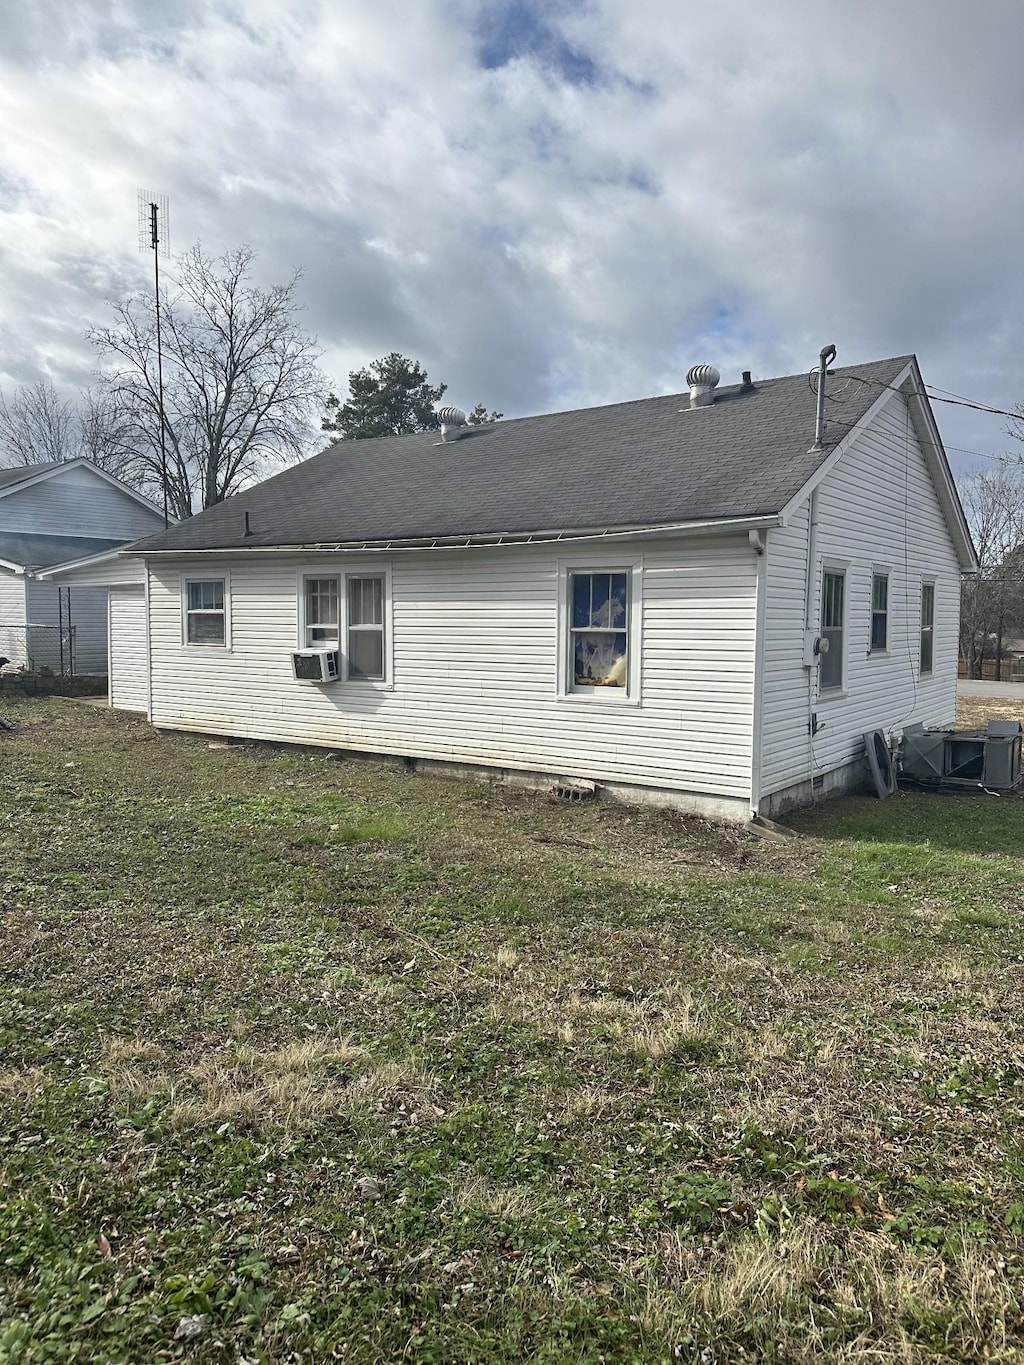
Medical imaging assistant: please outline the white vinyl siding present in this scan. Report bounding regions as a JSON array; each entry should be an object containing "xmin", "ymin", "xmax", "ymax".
[
  {"xmin": 145, "ymin": 535, "xmax": 758, "ymax": 807},
  {"xmin": 109, "ymin": 586, "xmax": 149, "ymax": 712},
  {"xmin": 760, "ymin": 387, "xmax": 961, "ymax": 799},
  {"xmin": 0, "ymin": 571, "xmax": 28, "ymax": 667}
]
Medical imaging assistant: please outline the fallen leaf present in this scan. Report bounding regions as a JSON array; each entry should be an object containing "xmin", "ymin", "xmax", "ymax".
[{"xmin": 97, "ymin": 1233, "xmax": 112, "ymax": 1259}]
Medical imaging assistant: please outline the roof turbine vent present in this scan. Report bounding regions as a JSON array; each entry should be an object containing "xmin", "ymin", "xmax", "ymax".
[
  {"xmin": 686, "ymin": 364, "xmax": 720, "ymax": 409},
  {"xmin": 436, "ymin": 405, "xmax": 468, "ymax": 441}
]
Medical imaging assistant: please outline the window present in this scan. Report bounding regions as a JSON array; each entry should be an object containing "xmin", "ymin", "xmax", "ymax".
[
  {"xmin": 820, "ymin": 570, "xmax": 844, "ymax": 690},
  {"xmin": 347, "ymin": 575, "xmax": 385, "ymax": 680},
  {"xmin": 920, "ymin": 582, "xmax": 935, "ymax": 675},
  {"xmin": 300, "ymin": 571, "xmax": 390, "ymax": 682},
  {"xmin": 185, "ymin": 579, "xmax": 226, "ymax": 645},
  {"xmin": 870, "ymin": 572, "xmax": 889, "ymax": 652},
  {"xmin": 569, "ymin": 570, "xmax": 629, "ymax": 690},
  {"xmin": 304, "ymin": 577, "xmax": 340, "ymax": 647}
]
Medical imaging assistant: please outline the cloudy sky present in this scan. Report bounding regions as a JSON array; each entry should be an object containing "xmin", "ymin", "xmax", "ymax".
[{"xmin": 1, "ymin": 0, "xmax": 1022, "ymax": 474}]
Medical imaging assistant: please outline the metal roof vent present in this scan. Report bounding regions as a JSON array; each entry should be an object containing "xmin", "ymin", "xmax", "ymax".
[
  {"xmin": 686, "ymin": 364, "xmax": 720, "ymax": 409},
  {"xmin": 436, "ymin": 405, "xmax": 468, "ymax": 441}
]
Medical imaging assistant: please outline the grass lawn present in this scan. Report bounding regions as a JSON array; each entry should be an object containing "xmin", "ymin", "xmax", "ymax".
[{"xmin": 2, "ymin": 697, "xmax": 1024, "ymax": 1363}]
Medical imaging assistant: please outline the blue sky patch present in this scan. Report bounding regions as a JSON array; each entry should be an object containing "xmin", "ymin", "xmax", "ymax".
[{"xmin": 476, "ymin": 0, "xmax": 600, "ymax": 86}]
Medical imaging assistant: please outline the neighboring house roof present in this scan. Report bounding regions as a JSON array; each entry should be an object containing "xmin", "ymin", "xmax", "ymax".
[
  {"xmin": 0, "ymin": 461, "xmax": 63, "ymax": 491},
  {"xmin": 0, "ymin": 532, "xmax": 129, "ymax": 572},
  {"xmin": 0, "ymin": 457, "xmax": 167, "ymax": 519},
  {"xmin": 127, "ymin": 354, "xmax": 975, "ymax": 571}
]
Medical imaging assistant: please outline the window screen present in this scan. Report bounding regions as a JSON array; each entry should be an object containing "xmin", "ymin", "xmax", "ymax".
[
  {"xmin": 820, "ymin": 571, "xmax": 844, "ymax": 690},
  {"xmin": 569, "ymin": 571, "xmax": 629, "ymax": 689},
  {"xmin": 347, "ymin": 576, "xmax": 385, "ymax": 680},
  {"xmin": 186, "ymin": 580, "xmax": 225, "ymax": 645}
]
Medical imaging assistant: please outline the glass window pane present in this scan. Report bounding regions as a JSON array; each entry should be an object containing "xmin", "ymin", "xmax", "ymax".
[
  {"xmin": 188, "ymin": 581, "xmax": 224, "ymax": 612},
  {"xmin": 609, "ymin": 574, "xmax": 628, "ymax": 629},
  {"xmin": 871, "ymin": 613, "xmax": 887, "ymax": 651},
  {"xmin": 572, "ymin": 574, "xmax": 591, "ymax": 629},
  {"xmin": 820, "ymin": 633, "xmax": 842, "ymax": 689},
  {"xmin": 348, "ymin": 577, "xmax": 383, "ymax": 626},
  {"xmin": 872, "ymin": 575, "xmax": 888, "ymax": 612},
  {"xmin": 822, "ymin": 573, "xmax": 844, "ymax": 630},
  {"xmin": 573, "ymin": 631, "xmax": 627, "ymax": 687},
  {"xmin": 922, "ymin": 584, "xmax": 935, "ymax": 629},
  {"xmin": 348, "ymin": 628, "xmax": 384, "ymax": 679},
  {"xmin": 589, "ymin": 575, "xmax": 611, "ymax": 627},
  {"xmin": 187, "ymin": 612, "xmax": 225, "ymax": 645}
]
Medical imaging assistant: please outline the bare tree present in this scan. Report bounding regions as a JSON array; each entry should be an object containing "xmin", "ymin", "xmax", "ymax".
[
  {"xmin": 0, "ymin": 381, "xmax": 77, "ymax": 465},
  {"xmin": 959, "ymin": 467, "xmax": 1024, "ymax": 678},
  {"xmin": 78, "ymin": 388, "xmax": 138, "ymax": 480},
  {"xmin": 90, "ymin": 244, "xmax": 327, "ymax": 519},
  {"xmin": 0, "ymin": 380, "xmax": 138, "ymax": 480}
]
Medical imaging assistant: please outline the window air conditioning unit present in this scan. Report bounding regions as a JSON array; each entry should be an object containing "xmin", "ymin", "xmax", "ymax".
[{"xmin": 291, "ymin": 649, "xmax": 340, "ymax": 683}]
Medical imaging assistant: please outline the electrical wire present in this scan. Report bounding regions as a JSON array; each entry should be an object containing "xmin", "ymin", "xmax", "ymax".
[{"xmin": 831, "ymin": 368, "xmax": 1022, "ymax": 423}]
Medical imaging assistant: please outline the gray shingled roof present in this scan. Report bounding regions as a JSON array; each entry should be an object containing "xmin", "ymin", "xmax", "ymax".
[
  {"xmin": 133, "ymin": 356, "xmax": 913, "ymax": 553},
  {"xmin": 0, "ymin": 533, "xmax": 129, "ymax": 570},
  {"xmin": 0, "ymin": 462, "xmax": 62, "ymax": 492}
]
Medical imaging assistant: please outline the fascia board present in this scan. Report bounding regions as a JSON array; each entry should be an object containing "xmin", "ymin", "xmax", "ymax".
[
  {"xmin": 903, "ymin": 363, "xmax": 979, "ymax": 573},
  {"xmin": 36, "ymin": 547, "xmax": 133, "ymax": 580}
]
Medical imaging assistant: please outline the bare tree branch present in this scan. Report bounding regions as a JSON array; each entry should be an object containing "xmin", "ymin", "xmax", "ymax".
[{"xmin": 89, "ymin": 243, "xmax": 327, "ymax": 519}]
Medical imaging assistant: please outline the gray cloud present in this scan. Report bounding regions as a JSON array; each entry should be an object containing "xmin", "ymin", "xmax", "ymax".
[{"xmin": 0, "ymin": 0, "xmax": 1021, "ymax": 470}]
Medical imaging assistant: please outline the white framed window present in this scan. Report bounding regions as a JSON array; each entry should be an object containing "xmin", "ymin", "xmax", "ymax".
[
  {"xmin": 870, "ymin": 571, "xmax": 889, "ymax": 653},
  {"xmin": 557, "ymin": 559, "xmax": 642, "ymax": 702},
  {"xmin": 303, "ymin": 577, "xmax": 340, "ymax": 647},
  {"xmin": 184, "ymin": 577, "xmax": 228, "ymax": 647},
  {"xmin": 346, "ymin": 575, "xmax": 385, "ymax": 680},
  {"xmin": 920, "ymin": 581, "xmax": 935, "ymax": 675},
  {"xmin": 298, "ymin": 567, "xmax": 392, "ymax": 685},
  {"xmin": 820, "ymin": 568, "xmax": 845, "ymax": 691}
]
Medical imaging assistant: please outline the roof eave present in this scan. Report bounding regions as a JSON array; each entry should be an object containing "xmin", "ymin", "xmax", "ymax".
[{"xmin": 126, "ymin": 512, "xmax": 785, "ymax": 558}]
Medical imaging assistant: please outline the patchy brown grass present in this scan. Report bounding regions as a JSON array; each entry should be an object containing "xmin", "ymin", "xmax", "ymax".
[{"xmin": 2, "ymin": 696, "xmax": 1024, "ymax": 1363}]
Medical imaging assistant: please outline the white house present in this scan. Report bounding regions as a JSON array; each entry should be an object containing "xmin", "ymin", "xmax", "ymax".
[
  {"xmin": 46, "ymin": 354, "xmax": 977, "ymax": 820},
  {"xmin": 0, "ymin": 459, "xmax": 167, "ymax": 676}
]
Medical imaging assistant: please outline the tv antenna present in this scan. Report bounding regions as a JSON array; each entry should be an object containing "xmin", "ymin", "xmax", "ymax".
[{"xmin": 138, "ymin": 190, "xmax": 171, "ymax": 527}]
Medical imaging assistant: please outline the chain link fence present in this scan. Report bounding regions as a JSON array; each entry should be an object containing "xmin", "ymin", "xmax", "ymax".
[{"xmin": 0, "ymin": 623, "xmax": 77, "ymax": 678}]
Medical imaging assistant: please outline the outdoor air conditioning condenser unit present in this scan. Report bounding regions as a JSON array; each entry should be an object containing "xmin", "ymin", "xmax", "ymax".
[{"xmin": 291, "ymin": 649, "xmax": 340, "ymax": 683}]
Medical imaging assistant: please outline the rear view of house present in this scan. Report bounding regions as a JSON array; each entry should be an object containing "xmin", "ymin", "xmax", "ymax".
[
  {"xmin": 0, "ymin": 460, "xmax": 166, "ymax": 676},
  {"xmin": 51, "ymin": 353, "xmax": 977, "ymax": 819}
]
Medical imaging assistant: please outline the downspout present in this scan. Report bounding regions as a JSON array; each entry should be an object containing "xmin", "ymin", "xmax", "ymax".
[
  {"xmin": 749, "ymin": 528, "xmax": 768, "ymax": 818},
  {"xmin": 144, "ymin": 559, "xmax": 154, "ymax": 724},
  {"xmin": 803, "ymin": 489, "xmax": 822, "ymax": 793}
]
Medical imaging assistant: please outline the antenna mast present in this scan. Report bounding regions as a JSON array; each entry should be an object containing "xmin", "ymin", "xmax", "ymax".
[{"xmin": 138, "ymin": 190, "xmax": 171, "ymax": 527}]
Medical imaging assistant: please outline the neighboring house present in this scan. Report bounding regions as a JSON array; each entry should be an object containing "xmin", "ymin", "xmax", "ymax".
[
  {"xmin": 0, "ymin": 459, "xmax": 167, "ymax": 676},
  {"xmin": 46, "ymin": 355, "xmax": 977, "ymax": 820}
]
